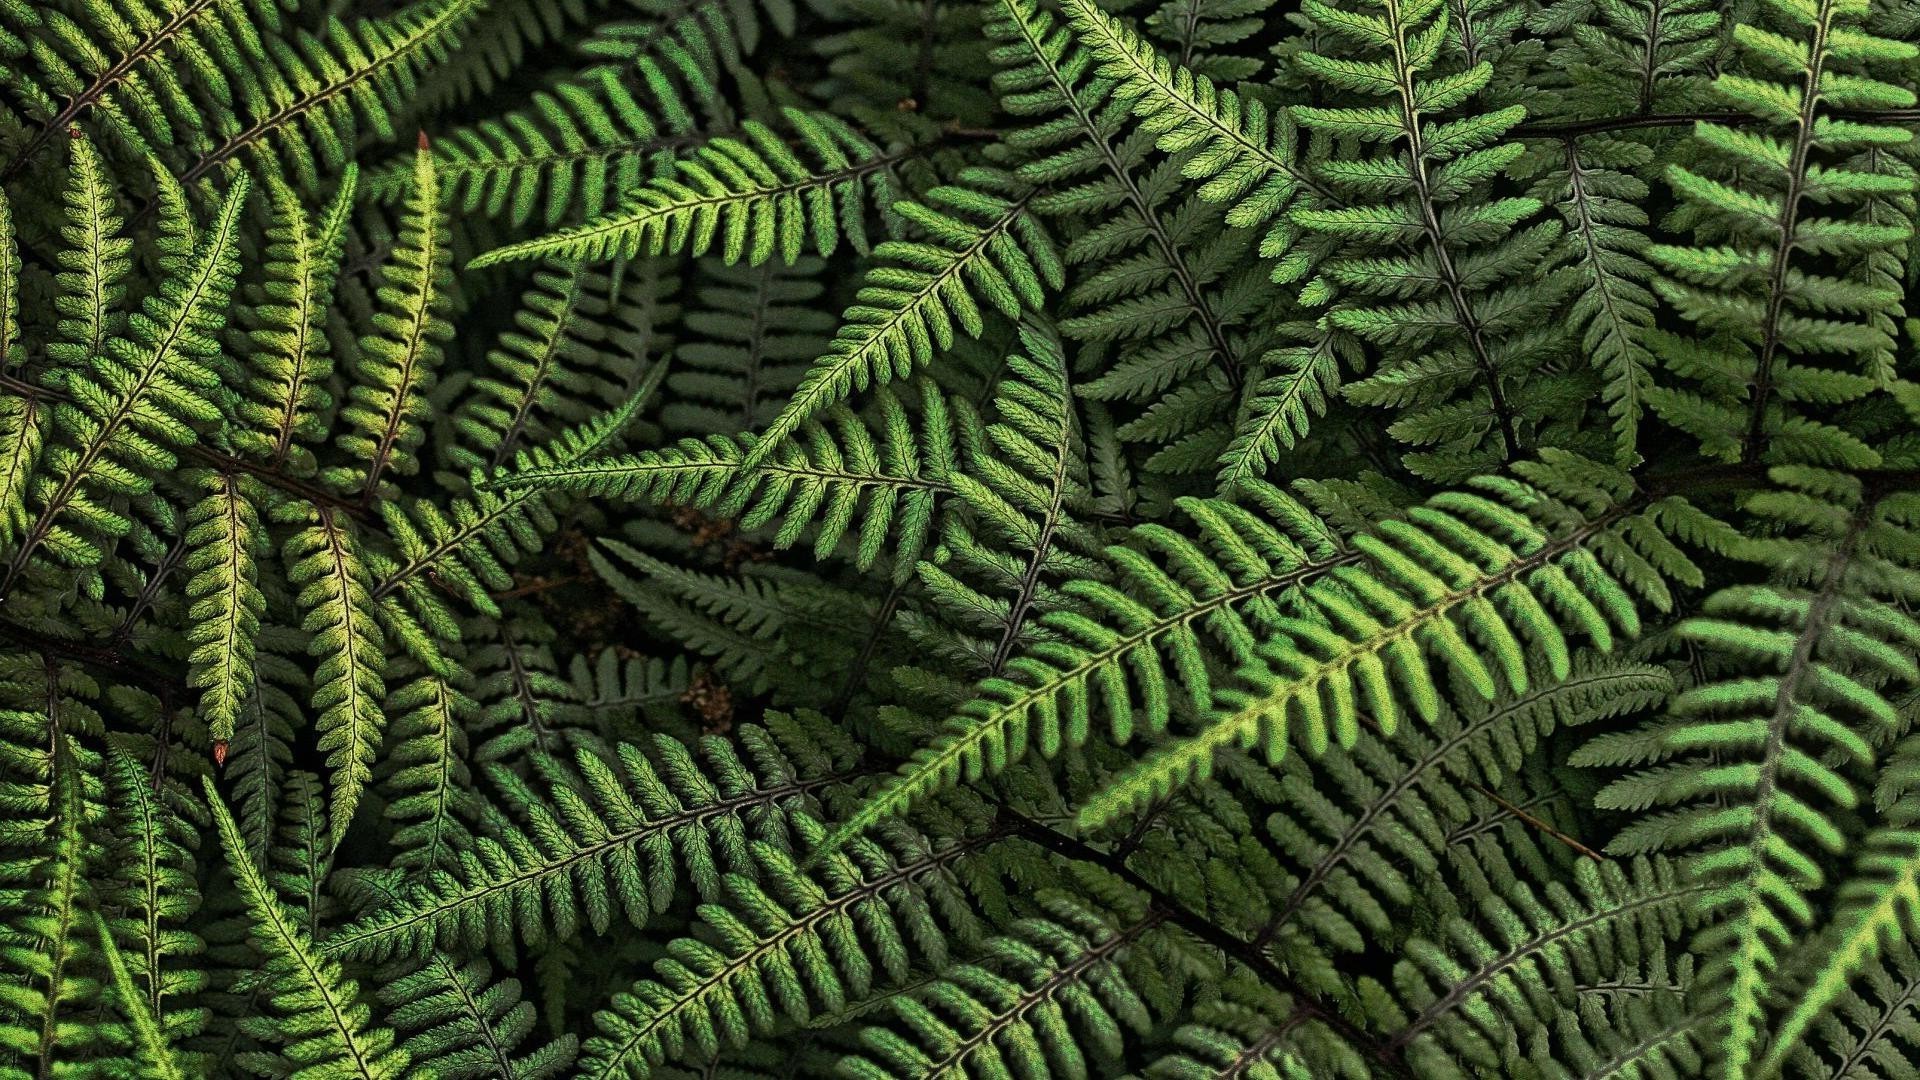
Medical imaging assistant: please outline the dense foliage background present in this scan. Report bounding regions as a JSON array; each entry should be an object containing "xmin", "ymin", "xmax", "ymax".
[{"xmin": 1, "ymin": 0, "xmax": 1918, "ymax": 1076}]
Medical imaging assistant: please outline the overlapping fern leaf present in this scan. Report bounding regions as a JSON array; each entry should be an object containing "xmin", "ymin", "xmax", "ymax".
[
  {"xmin": 1247, "ymin": 655, "xmax": 1676, "ymax": 984},
  {"xmin": 1583, "ymin": 466, "xmax": 1920, "ymax": 1076},
  {"xmin": 229, "ymin": 171, "xmax": 357, "ymax": 476},
  {"xmin": 988, "ymin": 0, "xmax": 1278, "ymax": 479},
  {"xmin": 179, "ymin": 0, "xmax": 485, "ymax": 191},
  {"xmin": 0, "ymin": 143, "xmax": 245, "ymax": 601},
  {"xmin": 1643, "ymin": 0, "xmax": 1916, "ymax": 469},
  {"xmin": 283, "ymin": 505, "xmax": 387, "ymax": 852},
  {"xmin": 489, "ymin": 378, "xmax": 960, "ymax": 577},
  {"xmin": 204, "ymin": 777, "xmax": 411, "ymax": 1078},
  {"xmin": 1059, "ymin": 0, "xmax": 1315, "ymax": 284},
  {"xmin": 473, "ymin": 109, "xmax": 902, "ymax": 269},
  {"xmin": 745, "ymin": 170, "xmax": 1062, "ymax": 465},
  {"xmin": 842, "ymin": 891, "xmax": 1179, "ymax": 1080},
  {"xmin": 576, "ymin": 811, "xmax": 996, "ymax": 1079},
  {"xmin": 661, "ymin": 256, "xmax": 826, "ymax": 434},
  {"xmin": 447, "ymin": 263, "xmax": 667, "ymax": 468},
  {"xmin": 332, "ymin": 140, "xmax": 453, "ymax": 501},
  {"xmin": 321, "ymin": 711, "xmax": 863, "ymax": 961},
  {"xmin": 0, "ymin": 662, "xmax": 113, "ymax": 1077},
  {"xmin": 382, "ymin": 0, "xmax": 787, "ymax": 227},
  {"xmin": 372, "ymin": 369, "xmax": 661, "ymax": 640},
  {"xmin": 842, "ymin": 452, "xmax": 1696, "ymax": 839},
  {"xmin": 888, "ymin": 322, "xmax": 1106, "ymax": 693},
  {"xmin": 381, "ymin": 950, "xmax": 580, "ymax": 1078},
  {"xmin": 0, "ymin": 0, "xmax": 274, "ymax": 178},
  {"xmin": 1290, "ymin": 0, "xmax": 1580, "ymax": 483}
]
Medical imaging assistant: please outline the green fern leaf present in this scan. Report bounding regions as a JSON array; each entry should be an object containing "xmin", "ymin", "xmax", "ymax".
[
  {"xmin": 332, "ymin": 139, "xmax": 452, "ymax": 500},
  {"xmin": 284, "ymin": 507, "xmax": 388, "ymax": 852},
  {"xmin": 743, "ymin": 171, "xmax": 1061, "ymax": 468},
  {"xmin": 203, "ymin": 775, "xmax": 411, "ymax": 1078},
  {"xmin": 0, "ymin": 149, "xmax": 246, "ymax": 596},
  {"xmin": 322, "ymin": 714, "xmax": 862, "ymax": 961},
  {"xmin": 471, "ymin": 108, "xmax": 900, "ymax": 269},
  {"xmin": 488, "ymin": 380, "xmax": 959, "ymax": 578}
]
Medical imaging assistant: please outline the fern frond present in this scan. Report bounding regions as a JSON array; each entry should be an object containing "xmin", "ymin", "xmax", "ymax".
[
  {"xmin": 1643, "ymin": 0, "xmax": 1915, "ymax": 467},
  {"xmin": 378, "ymin": 68, "xmax": 680, "ymax": 229},
  {"xmin": 284, "ymin": 507, "xmax": 387, "ymax": 852},
  {"xmin": 1586, "ymin": 468, "xmax": 1920, "ymax": 1076},
  {"xmin": 99, "ymin": 750, "xmax": 207, "ymax": 1063},
  {"xmin": 183, "ymin": 470, "xmax": 266, "ymax": 746},
  {"xmin": 576, "ymin": 815, "xmax": 994, "ymax": 1080},
  {"xmin": 1525, "ymin": 137, "xmax": 1659, "ymax": 467},
  {"xmin": 842, "ymin": 894, "xmax": 1167, "ymax": 1080},
  {"xmin": 383, "ymin": 952, "xmax": 580, "ymax": 1079},
  {"xmin": 93, "ymin": 912, "xmax": 188, "ymax": 1080},
  {"xmin": 203, "ymin": 775, "xmax": 411, "ymax": 1078},
  {"xmin": 1771, "ymin": 940, "xmax": 1920, "ymax": 1079},
  {"xmin": 490, "ymin": 380, "xmax": 959, "ymax": 577},
  {"xmin": 447, "ymin": 264, "xmax": 660, "ymax": 469},
  {"xmin": 179, "ymin": 0, "xmax": 484, "ymax": 190},
  {"xmin": 1371, "ymin": 853, "xmax": 1703, "ymax": 1075},
  {"xmin": 384, "ymin": 0, "xmax": 791, "ymax": 225},
  {"xmin": 832, "ymin": 478, "xmax": 1346, "ymax": 844},
  {"xmin": 1765, "ymin": 827, "xmax": 1920, "ymax": 1076},
  {"xmin": 1252, "ymin": 656, "xmax": 1675, "ymax": 979},
  {"xmin": 372, "ymin": 370, "xmax": 660, "ymax": 636},
  {"xmin": 744, "ymin": 171, "xmax": 1061, "ymax": 467},
  {"xmin": 472, "ymin": 109, "xmax": 900, "ymax": 269},
  {"xmin": 46, "ymin": 136, "xmax": 131, "ymax": 379},
  {"xmin": 0, "ymin": 0, "xmax": 274, "ymax": 176},
  {"xmin": 1290, "ymin": 0, "xmax": 1576, "ymax": 482},
  {"xmin": 662, "ymin": 256, "xmax": 826, "ymax": 434},
  {"xmin": 0, "ymin": 186, "xmax": 30, "ymax": 548},
  {"xmin": 322, "ymin": 714, "xmax": 862, "ymax": 961},
  {"xmin": 0, "ymin": 692, "xmax": 109, "ymax": 1076},
  {"xmin": 842, "ymin": 454, "xmax": 1691, "ymax": 841},
  {"xmin": 221, "ymin": 626, "xmax": 307, "ymax": 864},
  {"xmin": 904, "ymin": 322, "xmax": 1104, "ymax": 678},
  {"xmin": 1218, "ymin": 328, "xmax": 1356, "ymax": 488},
  {"xmin": 1079, "ymin": 462, "xmax": 1679, "ymax": 830},
  {"xmin": 990, "ymin": 0, "xmax": 1278, "ymax": 475},
  {"xmin": 333, "ymin": 138, "xmax": 452, "ymax": 500},
  {"xmin": 380, "ymin": 668, "xmax": 478, "ymax": 874},
  {"xmin": 1059, "ymin": 0, "xmax": 1315, "ymax": 281},
  {"xmin": 0, "ymin": 152, "xmax": 245, "ymax": 597},
  {"xmin": 232, "ymin": 170, "xmax": 357, "ymax": 474}
]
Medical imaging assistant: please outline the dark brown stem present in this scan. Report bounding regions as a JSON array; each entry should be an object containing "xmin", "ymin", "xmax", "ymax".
[{"xmin": 1465, "ymin": 781, "xmax": 1605, "ymax": 861}]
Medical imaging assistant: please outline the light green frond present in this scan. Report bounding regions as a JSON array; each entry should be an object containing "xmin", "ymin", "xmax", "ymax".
[
  {"xmin": 283, "ymin": 507, "xmax": 388, "ymax": 852},
  {"xmin": 322, "ymin": 713, "xmax": 862, "ymax": 961},
  {"xmin": 233, "ymin": 169, "xmax": 358, "ymax": 474},
  {"xmin": 332, "ymin": 140, "xmax": 452, "ymax": 501}
]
